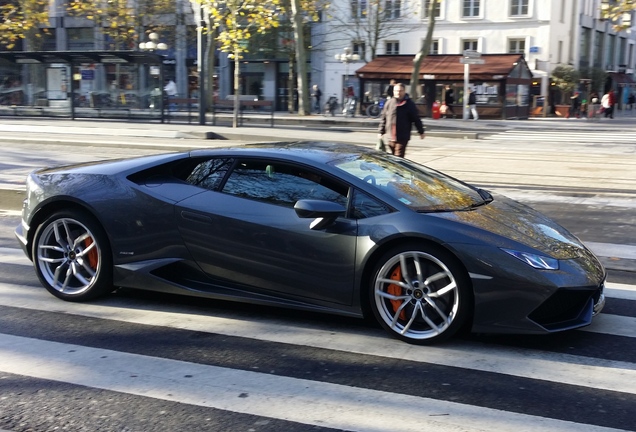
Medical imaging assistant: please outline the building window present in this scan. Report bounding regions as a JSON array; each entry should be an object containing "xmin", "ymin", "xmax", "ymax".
[
  {"xmin": 463, "ymin": 0, "xmax": 480, "ymax": 17},
  {"xmin": 510, "ymin": 0, "xmax": 528, "ymax": 16},
  {"xmin": 508, "ymin": 39, "xmax": 525, "ymax": 54},
  {"xmin": 351, "ymin": 0, "xmax": 368, "ymax": 19},
  {"xmin": 431, "ymin": 39, "xmax": 440, "ymax": 54},
  {"xmin": 594, "ymin": 31, "xmax": 604, "ymax": 67},
  {"xmin": 463, "ymin": 39, "xmax": 478, "ymax": 51},
  {"xmin": 385, "ymin": 0, "xmax": 401, "ymax": 19},
  {"xmin": 386, "ymin": 41, "xmax": 400, "ymax": 55},
  {"xmin": 353, "ymin": 41, "xmax": 366, "ymax": 59},
  {"xmin": 423, "ymin": 0, "xmax": 441, "ymax": 18}
]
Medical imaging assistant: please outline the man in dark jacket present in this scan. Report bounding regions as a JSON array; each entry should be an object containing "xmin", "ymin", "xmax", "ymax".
[{"xmin": 378, "ymin": 83, "xmax": 425, "ymax": 157}]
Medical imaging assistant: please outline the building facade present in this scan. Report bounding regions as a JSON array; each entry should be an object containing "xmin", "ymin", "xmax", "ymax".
[{"xmin": 316, "ymin": 0, "xmax": 636, "ymax": 113}]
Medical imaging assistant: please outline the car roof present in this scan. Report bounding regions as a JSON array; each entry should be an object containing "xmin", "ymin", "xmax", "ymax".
[{"xmin": 189, "ymin": 142, "xmax": 375, "ymax": 165}]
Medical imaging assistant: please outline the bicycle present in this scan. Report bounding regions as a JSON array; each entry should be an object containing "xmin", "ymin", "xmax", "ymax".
[{"xmin": 366, "ymin": 98, "xmax": 386, "ymax": 118}]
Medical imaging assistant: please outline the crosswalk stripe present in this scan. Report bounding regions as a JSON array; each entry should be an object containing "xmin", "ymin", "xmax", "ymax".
[
  {"xmin": 0, "ymin": 283, "xmax": 634, "ymax": 395},
  {"xmin": 484, "ymin": 131, "xmax": 636, "ymax": 142},
  {"xmin": 0, "ymin": 332, "xmax": 624, "ymax": 432}
]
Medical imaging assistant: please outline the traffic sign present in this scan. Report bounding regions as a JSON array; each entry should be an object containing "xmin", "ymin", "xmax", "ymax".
[
  {"xmin": 460, "ymin": 57, "xmax": 485, "ymax": 65},
  {"xmin": 463, "ymin": 50, "xmax": 481, "ymax": 58}
]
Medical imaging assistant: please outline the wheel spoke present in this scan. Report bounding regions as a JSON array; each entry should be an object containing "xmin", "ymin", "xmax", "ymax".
[
  {"xmin": 429, "ymin": 280, "xmax": 457, "ymax": 298},
  {"xmin": 72, "ymin": 262, "xmax": 92, "ymax": 286},
  {"xmin": 425, "ymin": 270, "xmax": 448, "ymax": 286},
  {"xmin": 376, "ymin": 289, "xmax": 409, "ymax": 301},
  {"xmin": 422, "ymin": 295, "xmax": 450, "ymax": 322},
  {"xmin": 390, "ymin": 300, "xmax": 410, "ymax": 327},
  {"xmin": 416, "ymin": 302, "xmax": 443, "ymax": 333},
  {"xmin": 399, "ymin": 302, "xmax": 420, "ymax": 334},
  {"xmin": 377, "ymin": 277, "xmax": 409, "ymax": 289},
  {"xmin": 399, "ymin": 254, "xmax": 413, "ymax": 288},
  {"xmin": 72, "ymin": 232, "xmax": 91, "ymax": 249}
]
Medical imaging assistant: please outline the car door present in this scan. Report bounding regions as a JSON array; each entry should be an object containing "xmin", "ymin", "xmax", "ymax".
[{"xmin": 175, "ymin": 157, "xmax": 357, "ymax": 306}]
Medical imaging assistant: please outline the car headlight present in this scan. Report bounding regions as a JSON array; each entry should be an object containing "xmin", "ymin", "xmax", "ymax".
[{"xmin": 501, "ymin": 248, "xmax": 559, "ymax": 270}]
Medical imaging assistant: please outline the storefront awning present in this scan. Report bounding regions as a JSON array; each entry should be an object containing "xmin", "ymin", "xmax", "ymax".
[
  {"xmin": 355, "ymin": 54, "xmax": 527, "ymax": 81},
  {"xmin": 608, "ymin": 72, "xmax": 636, "ymax": 86},
  {"xmin": 0, "ymin": 50, "xmax": 164, "ymax": 65}
]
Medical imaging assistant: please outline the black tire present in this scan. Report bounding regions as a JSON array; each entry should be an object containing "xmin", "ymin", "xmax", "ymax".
[
  {"xmin": 366, "ymin": 104, "xmax": 381, "ymax": 118},
  {"xmin": 32, "ymin": 209, "xmax": 114, "ymax": 302},
  {"xmin": 369, "ymin": 243, "xmax": 472, "ymax": 344}
]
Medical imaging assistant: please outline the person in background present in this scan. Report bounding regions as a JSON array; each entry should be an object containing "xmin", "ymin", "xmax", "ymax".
[
  {"xmin": 311, "ymin": 84, "xmax": 322, "ymax": 114},
  {"xmin": 163, "ymin": 79, "xmax": 178, "ymax": 111},
  {"xmin": 385, "ymin": 79, "xmax": 396, "ymax": 99},
  {"xmin": 468, "ymin": 88, "xmax": 478, "ymax": 120},
  {"xmin": 444, "ymin": 85, "xmax": 456, "ymax": 118},
  {"xmin": 378, "ymin": 82, "xmax": 425, "ymax": 158},
  {"xmin": 567, "ymin": 92, "xmax": 581, "ymax": 119},
  {"xmin": 163, "ymin": 79, "xmax": 177, "ymax": 97}
]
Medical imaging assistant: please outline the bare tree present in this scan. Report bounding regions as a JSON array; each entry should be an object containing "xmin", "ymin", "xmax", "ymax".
[
  {"xmin": 326, "ymin": 0, "xmax": 419, "ymax": 61},
  {"xmin": 409, "ymin": 0, "xmax": 439, "ymax": 98}
]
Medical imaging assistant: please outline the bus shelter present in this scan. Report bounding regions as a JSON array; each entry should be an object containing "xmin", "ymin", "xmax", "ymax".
[
  {"xmin": 355, "ymin": 54, "xmax": 533, "ymax": 119},
  {"xmin": 0, "ymin": 50, "xmax": 166, "ymax": 122}
]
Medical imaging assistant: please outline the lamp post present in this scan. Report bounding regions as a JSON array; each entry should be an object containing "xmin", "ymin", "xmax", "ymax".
[
  {"xmin": 191, "ymin": 2, "xmax": 206, "ymax": 125},
  {"xmin": 335, "ymin": 47, "xmax": 360, "ymax": 103},
  {"xmin": 139, "ymin": 32, "xmax": 168, "ymax": 52},
  {"xmin": 140, "ymin": 32, "xmax": 168, "ymax": 122}
]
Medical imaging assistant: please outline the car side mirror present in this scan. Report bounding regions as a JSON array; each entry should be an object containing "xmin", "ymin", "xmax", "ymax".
[{"xmin": 294, "ymin": 199, "xmax": 346, "ymax": 230}]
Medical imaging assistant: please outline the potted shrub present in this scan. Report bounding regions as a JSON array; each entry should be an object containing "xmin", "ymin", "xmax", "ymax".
[{"xmin": 551, "ymin": 65, "xmax": 580, "ymax": 117}]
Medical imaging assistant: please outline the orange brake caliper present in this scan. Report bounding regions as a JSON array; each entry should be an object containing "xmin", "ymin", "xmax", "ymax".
[
  {"xmin": 84, "ymin": 238, "xmax": 98, "ymax": 270},
  {"xmin": 387, "ymin": 265, "xmax": 406, "ymax": 320}
]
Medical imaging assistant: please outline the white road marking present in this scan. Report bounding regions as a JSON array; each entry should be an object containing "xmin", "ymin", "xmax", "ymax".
[
  {"xmin": 0, "ymin": 283, "xmax": 634, "ymax": 395},
  {"xmin": 0, "ymin": 333, "xmax": 627, "ymax": 432}
]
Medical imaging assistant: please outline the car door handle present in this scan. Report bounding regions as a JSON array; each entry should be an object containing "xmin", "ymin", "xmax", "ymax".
[{"xmin": 181, "ymin": 211, "xmax": 212, "ymax": 224}]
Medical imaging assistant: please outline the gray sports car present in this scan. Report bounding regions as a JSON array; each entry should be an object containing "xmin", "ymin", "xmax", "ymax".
[{"xmin": 15, "ymin": 142, "xmax": 606, "ymax": 344}]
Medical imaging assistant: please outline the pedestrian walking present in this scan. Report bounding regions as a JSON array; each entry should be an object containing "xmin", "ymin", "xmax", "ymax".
[
  {"xmin": 602, "ymin": 90, "xmax": 615, "ymax": 119},
  {"xmin": 378, "ymin": 83, "xmax": 425, "ymax": 158},
  {"xmin": 468, "ymin": 88, "xmax": 478, "ymax": 120},
  {"xmin": 444, "ymin": 85, "xmax": 456, "ymax": 118},
  {"xmin": 311, "ymin": 84, "xmax": 322, "ymax": 114},
  {"xmin": 385, "ymin": 79, "xmax": 396, "ymax": 99},
  {"xmin": 567, "ymin": 92, "xmax": 581, "ymax": 119}
]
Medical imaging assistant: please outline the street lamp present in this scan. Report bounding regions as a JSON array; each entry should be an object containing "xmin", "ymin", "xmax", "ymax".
[
  {"xmin": 139, "ymin": 33, "xmax": 168, "ymax": 121},
  {"xmin": 335, "ymin": 47, "xmax": 360, "ymax": 102},
  {"xmin": 139, "ymin": 32, "xmax": 168, "ymax": 51}
]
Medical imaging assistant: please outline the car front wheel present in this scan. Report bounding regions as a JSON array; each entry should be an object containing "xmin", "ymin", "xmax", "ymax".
[
  {"xmin": 370, "ymin": 244, "xmax": 472, "ymax": 344},
  {"xmin": 33, "ymin": 210, "xmax": 113, "ymax": 302}
]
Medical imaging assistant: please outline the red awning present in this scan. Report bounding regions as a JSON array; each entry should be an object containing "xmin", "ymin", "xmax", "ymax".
[{"xmin": 355, "ymin": 54, "xmax": 527, "ymax": 81}]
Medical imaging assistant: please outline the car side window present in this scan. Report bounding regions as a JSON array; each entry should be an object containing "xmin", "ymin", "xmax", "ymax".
[
  {"xmin": 222, "ymin": 160, "xmax": 349, "ymax": 208},
  {"xmin": 185, "ymin": 158, "xmax": 234, "ymax": 191},
  {"xmin": 350, "ymin": 189, "xmax": 392, "ymax": 219}
]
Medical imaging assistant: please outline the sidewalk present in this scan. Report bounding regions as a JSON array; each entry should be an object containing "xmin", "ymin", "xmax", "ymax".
[{"xmin": 2, "ymin": 109, "xmax": 636, "ymax": 144}]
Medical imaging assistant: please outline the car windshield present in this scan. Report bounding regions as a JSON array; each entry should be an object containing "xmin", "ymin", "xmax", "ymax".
[{"xmin": 330, "ymin": 154, "xmax": 487, "ymax": 212}]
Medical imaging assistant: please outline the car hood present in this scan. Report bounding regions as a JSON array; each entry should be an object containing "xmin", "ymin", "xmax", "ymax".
[{"xmin": 435, "ymin": 194, "xmax": 589, "ymax": 259}]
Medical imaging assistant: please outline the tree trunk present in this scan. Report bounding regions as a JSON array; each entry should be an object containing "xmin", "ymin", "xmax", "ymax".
[
  {"xmin": 205, "ymin": 26, "xmax": 216, "ymax": 112},
  {"xmin": 233, "ymin": 52, "xmax": 240, "ymax": 128},
  {"xmin": 287, "ymin": 53, "xmax": 295, "ymax": 113},
  {"xmin": 291, "ymin": 0, "xmax": 309, "ymax": 116},
  {"xmin": 410, "ymin": 0, "xmax": 438, "ymax": 99}
]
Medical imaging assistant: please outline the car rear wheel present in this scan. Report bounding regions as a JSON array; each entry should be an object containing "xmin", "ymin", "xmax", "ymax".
[
  {"xmin": 33, "ymin": 210, "xmax": 113, "ymax": 302},
  {"xmin": 370, "ymin": 244, "xmax": 472, "ymax": 344}
]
